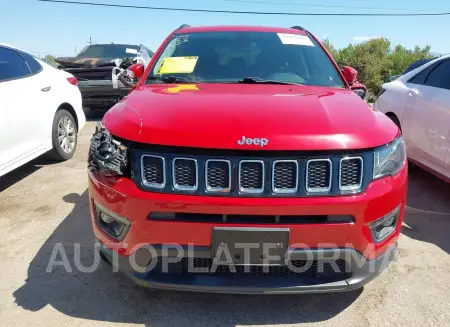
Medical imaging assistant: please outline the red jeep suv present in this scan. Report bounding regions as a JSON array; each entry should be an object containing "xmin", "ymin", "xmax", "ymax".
[{"xmin": 88, "ymin": 25, "xmax": 407, "ymax": 294}]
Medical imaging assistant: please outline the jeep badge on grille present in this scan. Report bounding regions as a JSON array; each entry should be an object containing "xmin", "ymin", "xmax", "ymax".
[{"xmin": 237, "ymin": 136, "xmax": 269, "ymax": 147}]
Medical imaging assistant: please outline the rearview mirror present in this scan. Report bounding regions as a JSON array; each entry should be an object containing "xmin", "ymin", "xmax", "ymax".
[{"xmin": 342, "ymin": 66, "xmax": 358, "ymax": 84}]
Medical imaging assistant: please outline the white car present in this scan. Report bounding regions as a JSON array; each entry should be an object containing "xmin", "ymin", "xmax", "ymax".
[
  {"xmin": 374, "ymin": 54, "xmax": 450, "ymax": 182},
  {"xmin": 0, "ymin": 44, "xmax": 86, "ymax": 177}
]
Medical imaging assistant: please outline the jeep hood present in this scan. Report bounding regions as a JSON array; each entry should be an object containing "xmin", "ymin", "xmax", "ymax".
[{"xmin": 103, "ymin": 84, "xmax": 398, "ymax": 151}]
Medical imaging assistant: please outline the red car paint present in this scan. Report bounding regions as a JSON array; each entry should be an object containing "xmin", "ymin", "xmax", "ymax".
[
  {"xmin": 89, "ymin": 25, "xmax": 407, "ymax": 293},
  {"xmin": 89, "ymin": 167, "xmax": 407, "ymax": 260},
  {"xmin": 104, "ymin": 84, "xmax": 394, "ymax": 151}
]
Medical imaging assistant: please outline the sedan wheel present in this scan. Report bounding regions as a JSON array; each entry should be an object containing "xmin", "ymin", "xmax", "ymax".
[
  {"xmin": 58, "ymin": 116, "xmax": 76, "ymax": 153},
  {"xmin": 48, "ymin": 109, "xmax": 78, "ymax": 161}
]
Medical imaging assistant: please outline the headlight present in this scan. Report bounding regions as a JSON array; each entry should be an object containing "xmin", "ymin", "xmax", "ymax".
[
  {"xmin": 88, "ymin": 123, "xmax": 128, "ymax": 177},
  {"xmin": 373, "ymin": 136, "xmax": 406, "ymax": 179}
]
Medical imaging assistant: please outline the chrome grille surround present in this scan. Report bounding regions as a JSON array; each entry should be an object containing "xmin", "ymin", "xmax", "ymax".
[
  {"xmin": 306, "ymin": 159, "xmax": 332, "ymax": 193},
  {"xmin": 172, "ymin": 157, "xmax": 198, "ymax": 191},
  {"xmin": 339, "ymin": 157, "xmax": 363, "ymax": 191},
  {"xmin": 238, "ymin": 160, "xmax": 264, "ymax": 194},
  {"xmin": 205, "ymin": 159, "xmax": 231, "ymax": 193},
  {"xmin": 141, "ymin": 155, "xmax": 166, "ymax": 188},
  {"xmin": 272, "ymin": 160, "xmax": 299, "ymax": 193}
]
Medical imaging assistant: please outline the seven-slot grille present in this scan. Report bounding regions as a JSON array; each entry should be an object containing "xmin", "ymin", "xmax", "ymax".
[{"xmin": 140, "ymin": 155, "xmax": 364, "ymax": 195}]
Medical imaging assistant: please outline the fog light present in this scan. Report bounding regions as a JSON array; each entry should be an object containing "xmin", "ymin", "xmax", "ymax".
[
  {"xmin": 369, "ymin": 205, "xmax": 401, "ymax": 243},
  {"xmin": 99, "ymin": 211, "xmax": 115, "ymax": 224},
  {"xmin": 95, "ymin": 203, "xmax": 130, "ymax": 240}
]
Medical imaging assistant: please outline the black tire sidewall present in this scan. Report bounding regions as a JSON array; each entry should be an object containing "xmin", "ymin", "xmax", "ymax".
[{"xmin": 51, "ymin": 109, "xmax": 77, "ymax": 161}]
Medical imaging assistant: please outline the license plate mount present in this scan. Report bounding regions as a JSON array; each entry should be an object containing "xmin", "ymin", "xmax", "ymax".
[{"xmin": 212, "ymin": 227, "xmax": 289, "ymax": 265}]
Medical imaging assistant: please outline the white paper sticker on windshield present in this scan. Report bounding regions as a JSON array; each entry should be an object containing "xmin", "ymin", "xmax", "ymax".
[
  {"xmin": 126, "ymin": 48, "xmax": 139, "ymax": 54},
  {"xmin": 277, "ymin": 33, "xmax": 314, "ymax": 46}
]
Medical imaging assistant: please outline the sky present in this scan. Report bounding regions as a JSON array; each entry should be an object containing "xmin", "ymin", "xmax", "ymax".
[{"xmin": 3, "ymin": 0, "xmax": 450, "ymax": 57}]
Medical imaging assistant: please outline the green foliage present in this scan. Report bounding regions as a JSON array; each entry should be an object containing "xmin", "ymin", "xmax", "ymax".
[
  {"xmin": 322, "ymin": 38, "xmax": 432, "ymax": 100},
  {"xmin": 43, "ymin": 55, "xmax": 58, "ymax": 67},
  {"xmin": 322, "ymin": 39, "xmax": 340, "ymax": 63}
]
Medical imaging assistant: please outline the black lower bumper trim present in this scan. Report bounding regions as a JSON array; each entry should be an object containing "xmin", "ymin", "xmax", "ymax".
[{"xmin": 98, "ymin": 242, "xmax": 397, "ymax": 294}]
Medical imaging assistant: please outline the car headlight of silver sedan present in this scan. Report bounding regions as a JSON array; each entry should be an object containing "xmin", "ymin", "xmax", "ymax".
[{"xmin": 373, "ymin": 136, "xmax": 406, "ymax": 179}]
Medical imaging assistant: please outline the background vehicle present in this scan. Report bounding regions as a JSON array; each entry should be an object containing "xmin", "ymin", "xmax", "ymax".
[
  {"xmin": 56, "ymin": 43, "xmax": 153, "ymax": 115},
  {"xmin": 385, "ymin": 57, "xmax": 437, "ymax": 83},
  {"xmin": 374, "ymin": 54, "xmax": 450, "ymax": 182},
  {"xmin": 88, "ymin": 25, "xmax": 406, "ymax": 294},
  {"xmin": 0, "ymin": 44, "xmax": 86, "ymax": 177}
]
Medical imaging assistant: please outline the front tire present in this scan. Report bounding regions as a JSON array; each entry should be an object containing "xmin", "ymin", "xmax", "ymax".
[{"xmin": 48, "ymin": 109, "xmax": 78, "ymax": 161}]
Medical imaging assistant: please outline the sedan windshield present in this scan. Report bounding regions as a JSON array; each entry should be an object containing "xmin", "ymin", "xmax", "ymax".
[{"xmin": 146, "ymin": 31, "xmax": 344, "ymax": 87}]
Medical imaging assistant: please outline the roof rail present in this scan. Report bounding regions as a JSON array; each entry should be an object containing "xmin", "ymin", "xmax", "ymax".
[
  {"xmin": 178, "ymin": 24, "xmax": 191, "ymax": 29},
  {"xmin": 290, "ymin": 26, "xmax": 306, "ymax": 31}
]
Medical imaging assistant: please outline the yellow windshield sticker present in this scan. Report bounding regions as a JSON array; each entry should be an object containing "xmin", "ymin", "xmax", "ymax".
[
  {"xmin": 166, "ymin": 84, "xmax": 199, "ymax": 94},
  {"xmin": 157, "ymin": 56, "xmax": 198, "ymax": 74}
]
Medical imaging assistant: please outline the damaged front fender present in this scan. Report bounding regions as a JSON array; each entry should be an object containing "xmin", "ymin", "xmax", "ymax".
[{"xmin": 88, "ymin": 124, "xmax": 128, "ymax": 177}]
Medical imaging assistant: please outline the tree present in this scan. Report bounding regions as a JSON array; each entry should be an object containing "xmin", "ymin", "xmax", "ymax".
[
  {"xmin": 44, "ymin": 55, "xmax": 58, "ymax": 67},
  {"xmin": 322, "ymin": 39, "xmax": 340, "ymax": 63},
  {"xmin": 323, "ymin": 38, "xmax": 432, "ymax": 100}
]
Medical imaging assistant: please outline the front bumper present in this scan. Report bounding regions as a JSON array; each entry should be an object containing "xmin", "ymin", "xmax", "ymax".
[
  {"xmin": 99, "ymin": 241, "xmax": 397, "ymax": 294},
  {"xmin": 89, "ymin": 164, "xmax": 407, "ymax": 293}
]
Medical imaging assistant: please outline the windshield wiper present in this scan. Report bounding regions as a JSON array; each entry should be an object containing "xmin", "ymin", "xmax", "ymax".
[
  {"xmin": 147, "ymin": 75, "xmax": 197, "ymax": 84},
  {"xmin": 238, "ymin": 77, "xmax": 300, "ymax": 86}
]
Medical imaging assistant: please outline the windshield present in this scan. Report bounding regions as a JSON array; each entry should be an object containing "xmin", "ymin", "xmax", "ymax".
[
  {"xmin": 146, "ymin": 31, "xmax": 344, "ymax": 87},
  {"xmin": 76, "ymin": 44, "xmax": 139, "ymax": 58}
]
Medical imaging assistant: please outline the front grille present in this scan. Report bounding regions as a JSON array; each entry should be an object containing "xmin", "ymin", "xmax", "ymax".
[
  {"xmin": 206, "ymin": 160, "xmax": 231, "ymax": 192},
  {"xmin": 306, "ymin": 159, "xmax": 332, "ymax": 192},
  {"xmin": 239, "ymin": 161, "xmax": 264, "ymax": 193},
  {"xmin": 138, "ymin": 150, "xmax": 366, "ymax": 197},
  {"xmin": 340, "ymin": 157, "xmax": 363, "ymax": 190},
  {"xmin": 141, "ymin": 155, "xmax": 165, "ymax": 188},
  {"xmin": 151, "ymin": 257, "xmax": 350, "ymax": 280},
  {"xmin": 273, "ymin": 160, "xmax": 298, "ymax": 193},
  {"xmin": 173, "ymin": 158, "xmax": 197, "ymax": 190}
]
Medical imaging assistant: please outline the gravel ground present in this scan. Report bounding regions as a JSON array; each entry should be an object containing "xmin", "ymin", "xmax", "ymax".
[{"xmin": 0, "ymin": 121, "xmax": 449, "ymax": 327}]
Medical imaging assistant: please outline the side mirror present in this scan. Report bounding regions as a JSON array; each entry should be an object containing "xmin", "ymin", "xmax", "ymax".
[
  {"xmin": 127, "ymin": 63, "xmax": 144, "ymax": 80},
  {"xmin": 112, "ymin": 64, "xmax": 144, "ymax": 90},
  {"xmin": 352, "ymin": 87, "xmax": 366, "ymax": 100},
  {"xmin": 351, "ymin": 81, "xmax": 367, "ymax": 99},
  {"xmin": 342, "ymin": 66, "xmax": 358, "ymax": 84}
]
